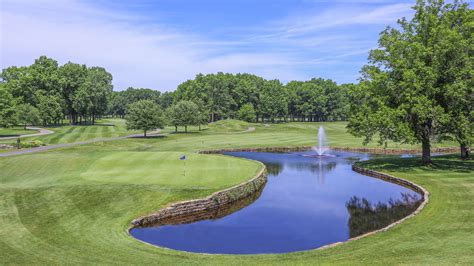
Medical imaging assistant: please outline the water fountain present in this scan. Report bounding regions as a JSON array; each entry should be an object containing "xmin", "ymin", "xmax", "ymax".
[
  {"xmin": 303, "ymin": 126, "xmax": 333, "ymax": 158},
  {"xmin": 315, "ymin": 126, "xmax": 328, "ymax": 156}
]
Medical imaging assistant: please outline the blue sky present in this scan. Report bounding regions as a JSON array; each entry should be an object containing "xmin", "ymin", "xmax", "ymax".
[{"xmin": 1, "ymin": 0, "xmax": 418, "ymax": 91}]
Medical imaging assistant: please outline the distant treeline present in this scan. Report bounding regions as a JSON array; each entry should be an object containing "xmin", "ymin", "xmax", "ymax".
[
  {"xmin": 109, "ymin": 73, "xmax": 351, "ymax": 123},
  {"xmin": 1, "ymin": 56, "xmax": 351, "ymax": 127}
]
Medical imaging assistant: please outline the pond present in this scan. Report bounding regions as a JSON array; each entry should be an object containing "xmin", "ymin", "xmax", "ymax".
[{"xmin": 130, "ymin": 151, "xmax": 422, "ymax": 254}]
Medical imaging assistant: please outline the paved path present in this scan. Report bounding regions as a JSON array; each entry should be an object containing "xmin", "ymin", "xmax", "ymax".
[
  {"xmin": 0, "ymin": 130, "xmax": 162, "ymax": 158},
  {"xmin": 0, "ymin": 127, "xmax": 55, "ymax": 140}
]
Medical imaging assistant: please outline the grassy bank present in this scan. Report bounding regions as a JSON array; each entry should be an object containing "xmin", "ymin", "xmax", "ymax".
[{"xmin": 0, "ymin": 120, "xmax": 472, "ymax": 264}]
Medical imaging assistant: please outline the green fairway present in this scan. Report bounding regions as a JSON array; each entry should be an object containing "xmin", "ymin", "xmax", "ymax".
[
  {"xmin": 70, "ymin": 120, "xmax": 457, "ymax": 154},
  {"xmin": 0, "ymin": 119, "xmax": 458, "ymax": 151},
  {"xmin": 0, "ymin": 120, "xmax": 472, "ymax": 264},
  {"xmin": 1, "ymin": 119, "xmax": 134, "ymax": 145}
]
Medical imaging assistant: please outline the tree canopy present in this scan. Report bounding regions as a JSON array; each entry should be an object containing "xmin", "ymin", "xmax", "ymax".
[
  {"xmin": 1, "ymin": 56, "xmax": 113, "ymax": 126},
  {"xmin": 167, "ymin": 100, "xmax": 201, "ymax": 133},
  {"xmin": 347, "ymin": 0, "xmax": 473, "ymax": 164},
  {"xmin": 125, "ymin": 100, "xmax": 165, "ymax": 137}
]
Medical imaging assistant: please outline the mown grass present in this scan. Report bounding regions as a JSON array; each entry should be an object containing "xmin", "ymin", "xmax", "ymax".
[
  {"xmin": 0, "ymin": 119, "xmax": 472, "ymax": 264},
  {"xmin": 0, "ymin": 150, "xmax": 262, "ymax": 264},
  {"xmin": 0, "ymin": 127, "xmax": 35, "ymax": 137},
  {"xmin": 72, "ymin": 120, "xmax": 456, "ymax": 154},
  {"xmin": 0, "ymin": 119, "xmax": 458, "ymax": 150},
  {"xmin": 0, "ymin": 119, "xmax": 134, "ymax": 146}
]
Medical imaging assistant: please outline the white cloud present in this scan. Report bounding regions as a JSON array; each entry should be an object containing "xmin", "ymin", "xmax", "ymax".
[
  {"xmin": 0, "ymin": 0, "xmax": 414, "ymax": 90},
  {"xmin": 1, "ymin": 0, "xmax": 306, "ymax": 90}
]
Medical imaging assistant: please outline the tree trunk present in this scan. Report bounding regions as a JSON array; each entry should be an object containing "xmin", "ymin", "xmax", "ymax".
[
  {"xmin": 199, "ymin": 124, "xmax": 201, "ymax": 131},
  {"xmin": 144, "ymin": 130, "xmax": 147, "ymax": 137},
  {"xmin": 421, "ymin": 138, "xmax": 431, "ymax": 165},
  {"xmin": 461, "ymin": 143, "xmax": 470, "ymax": 160},
  {"xmin": 175, "ymin": 126, "xmax": 177, "ymax": 133},
  {"xmin": 185, "ymin": 125, "xmax": 187, "ymax": 133}
]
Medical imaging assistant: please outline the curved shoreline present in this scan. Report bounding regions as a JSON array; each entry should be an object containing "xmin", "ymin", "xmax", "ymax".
[{"xmin": 128, "ymin": 148, "xmax": 429, "ymax": 255}]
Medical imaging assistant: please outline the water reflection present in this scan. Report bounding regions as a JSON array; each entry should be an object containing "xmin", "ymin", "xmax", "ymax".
[
  {"xmin": 130, "ymin": 151, "xmax": 421, "ymax": 254},
  {"xmin": 265, "ymin": 162, "xmax": 284, "ymax": 176},
  {"xmin": 346, "ymin": 193, "xmax": 422, "ymax": 237}
]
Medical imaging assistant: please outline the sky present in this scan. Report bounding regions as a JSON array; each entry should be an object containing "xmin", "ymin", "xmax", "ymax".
[{"xmin": 1, "ymin": 0, "xmax": 419, "ymax": 91}]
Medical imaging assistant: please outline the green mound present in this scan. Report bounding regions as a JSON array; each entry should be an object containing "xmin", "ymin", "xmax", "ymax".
[{"xmin": 208, "ymin": 119, "xmax": 251, "ymax": 133}]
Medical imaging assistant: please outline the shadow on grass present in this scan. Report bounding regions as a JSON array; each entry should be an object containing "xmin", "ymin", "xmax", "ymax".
[
  {"xmin": 168, "ymin": 131, "xmax": 202, "ymax": 135},
  {"xmin": 128, "ymin": 135, "xmax": 166, "ymax": 139},
  {"xmin": 0, "ymin": 134, "xmax": 21, "ymax": 137},
  {"xmin": 359, "ymin": 154, "xmax": 473, "ymax": 174}
]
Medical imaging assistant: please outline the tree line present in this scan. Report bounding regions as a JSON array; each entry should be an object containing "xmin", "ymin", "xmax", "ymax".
[
  {"xmin": 0, "ymin": 0, "xmax": 471, "ymax": 164},
  {"xmin": 173, "ymin": 73, "xmax": 350, "ymax": 123},
  {"xmin": 106, "ymin": 73, "xmax": 351, "ymax": 123}
]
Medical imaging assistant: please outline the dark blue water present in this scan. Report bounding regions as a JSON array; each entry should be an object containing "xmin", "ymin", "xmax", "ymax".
[{"xmin": 130, "ymin": 151, "xmax": 421, "ymax": 254}]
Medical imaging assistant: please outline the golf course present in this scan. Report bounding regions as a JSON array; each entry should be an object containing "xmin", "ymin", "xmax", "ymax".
[
  {"xmin": 1, "ymin": 119, "xmax": 473, "ymax": 264},
  {"xmin": 1, "ymin": 0, "xmax": 472, "ymax": 263}
]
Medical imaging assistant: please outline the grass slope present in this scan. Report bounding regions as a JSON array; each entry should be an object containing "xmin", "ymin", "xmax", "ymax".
[
  {"xmin": 0, "ymin": 119, "xmax": 472, "ymax": 264},
  {"xmin": 0, "ymin": 150, "xmax": 262, "ymax": 264},
  {"xmin": 0, "ymin": 119, "xmax": 134, "ymax": 146}
]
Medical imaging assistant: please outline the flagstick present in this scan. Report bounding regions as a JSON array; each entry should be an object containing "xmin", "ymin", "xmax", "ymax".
[{"xmin": 184, "ymin": 159, "xmax": 186, "ymax": 177}]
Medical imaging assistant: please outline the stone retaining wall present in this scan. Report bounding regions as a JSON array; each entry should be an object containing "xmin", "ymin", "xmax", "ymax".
[
  {"xmin": 130, "ymin": 165, "xmax": 267, "ymax": 227},
  {"xmin": 199, "ymin": 146, "xmax": 457, "ymax": 155},
  {"xmin": 332, "ymin": 146, "xmax": 457, "ymax": 154}
]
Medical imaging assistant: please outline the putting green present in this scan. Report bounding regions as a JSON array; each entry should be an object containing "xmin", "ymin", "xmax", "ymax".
[{"xmin": 81, "ymin": 151, "xmax": 261, "ymax": 187}]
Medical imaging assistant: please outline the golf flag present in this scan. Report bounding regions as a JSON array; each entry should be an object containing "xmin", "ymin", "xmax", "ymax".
[{"xmin": 180, "ymin": 155, "xmax": 186, "ymax": 160}]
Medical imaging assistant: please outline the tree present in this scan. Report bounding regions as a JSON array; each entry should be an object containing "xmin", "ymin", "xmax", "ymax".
[
  {"xmin": 59, "ymin": 62, "xmax": 88, "ymax": 124},
  {"xmin": 167, "ymin": 100, "xmax": 200, "ymax": 133},
  {"xmin": 436, "ymin": 1, "xmax": 473, "ymax": 159},
  {"xmin": 125, "ymin": 100, "xmax": 164, "ymax": 137},
  {"xmin": 238, "ymin": 103, "xmax": 256, "ymax": 122},
  {"xmin": 194, "ymin": 99, "xmax": 209, "ymax": 131},
  {"xmin": 15, "ymin": 104, "xmax": 40, "ymax": 129},
  {"xmin": 347, "ymin": 0, "xmax": 467, "ymax": 165},
  {"xmin": 37, "ymin": 93, "xmax": 63, "ymax": 126},
  {"xmin": 0, "ymin": 84, "xmax": 16, "ymax": 127},
  {"xmin": 74, "ymin": 67, "xmax": 113, "ymax": 124},
  {"xmin": 260, "ymin": 80, "xmax": 287, "ymax": 122}
]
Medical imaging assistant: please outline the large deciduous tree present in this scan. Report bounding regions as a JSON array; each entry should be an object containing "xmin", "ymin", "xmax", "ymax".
[
  {"xmin": 74, "ymin": 67, "xmax": 113, "ymax": 124},
  {"xmin": 167, "ymin": 100, "xmax": 200, "ymax": 133},
  {"xmin": 436, "ymin": 1, "xmax": 473, "ymax": 159},
  {"xmin": 15, "ymin": 104, "xmax": 40, "ymax": 129},
  {"xmin": 348, "ymin": 0, "xmax": 470, "ymax": 165},
  {"xmin": 36, "ymin": 93, "xmax": 63, "ymax": 126},
  {"xmin": 125, "ymin": 100, "xmax": 164, "ymax": 137},
  {"xmin": 59, "ymin": 62, "xmax": 88, "ymax": 124}
]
